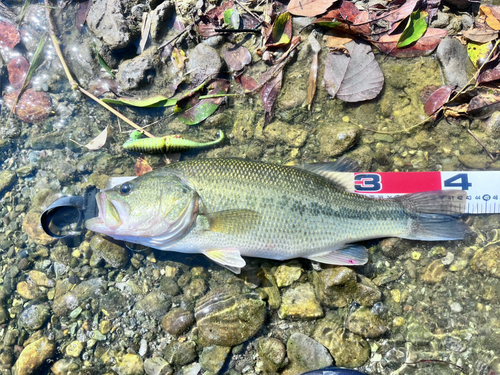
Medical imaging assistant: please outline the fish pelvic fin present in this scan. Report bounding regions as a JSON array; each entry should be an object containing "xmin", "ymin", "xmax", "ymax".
[
  {"xmin": 203, "ymin": 248, "xmax": 246, "ymax": 274},
  {"xmin": 306, "ymin": 245, "xmax": 368, "ymax": 266},
  {"xmin": 394, "ymin": 190, "xmax": 469, "ymax": 241}
]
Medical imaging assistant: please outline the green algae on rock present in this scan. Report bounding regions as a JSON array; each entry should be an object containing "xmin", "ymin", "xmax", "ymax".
[{"xmin": 278, "ymin": 282, "xmax": 323, "ymax": 319}]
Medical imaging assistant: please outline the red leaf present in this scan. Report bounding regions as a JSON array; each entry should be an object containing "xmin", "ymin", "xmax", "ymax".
[
  {"xmin": 0, "ymin": 20, "xmax": 21, "ymax": 49},
  {"xmin": 373, "ymin": 28, "xmax": 447, "ymax": 57},
  {"xmin": 222, "ymin": 44, "xmax": 252, "ymax": 71},
  {"xmin": 205, "ymin": 1, "xmax": 234, "ymax": 24},
  {"xmin": 235, "ymin": 75, "xmax": 258, "ymax": 91},
  {"xmin": 424, "ymin": 86, "xmax": 452, "ymax": 115},
  {"xmin": 478, "ymin": 62, "xmax": 500, "ymax": 84},
  {"xmin": 198, "ymin": 22, "xmax": 217, "ymax": 38},
  {"xmin": 260, "ymin": 71, "xmax": 282, "ymax": 125},
  {"xmin": 287, "ymin": 0, "xmax": 338, "ymax": 17},
  {"xmin": 4, "ymin": 89, "xmax": 51, "ymax": 123},
  {"xmin": 76, "ymin": 0, "xmax": 93, "ymax": 33},
  {"xmin": 8, "ymin": 56, "xmax": 29, "ymax": 89},
  {"xmin": 371, "ymin": 0, "xmax": 419, "ymax": 25}
]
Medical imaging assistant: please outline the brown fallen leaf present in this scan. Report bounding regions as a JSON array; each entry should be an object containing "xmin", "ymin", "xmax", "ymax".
[
  {"xmin": 261, "ymin": 71, "xmax": 283, "ymax": 126},
  {"xmin": 222, "ymin": 43, "xmax": 252, "ymax": 72},
  {"xmin": 462, "ymin": 28, "xmax": 498, "ymax": 44},
  {"xmin": 467, "ymin": 89, "xmax": 500, "ymax": 119},
  {"xmin": 325, "ymin": 30, "xmax": 354, "ymax": 48},
  {"xmin": 76, "ymin": 0, "xmax": 93, "ymax": 33},
  {"xmin": 135, "ymin": 157, "xmax": 153, "ymax": 176},
  {"xmin": 8, "ymin": 56, "xmax": 29, "ymax": 89},
  {"xmin": 308, "ymin": 33, "xmax": 321, "ymax": 110},
  {"xmin": 424, "ymin": 86, "xmax": 452, "ymax": 116},
  {"xmin": 4, "ymin": 89, "xmax": 51, "ymax": 123},
  {"xmin": 478, "ymin": 62, "xmax": 500, "ymax": 84},
  {"xmin": 0, "ymin": 20, "xmax": 20, "ymax": 49},
  {"xmin": 373, "ymin": 28, "xmax": 447, "ymax": 58},
  {"xmin": 287, "ymin": 0, "xmax": 337, "ymax": 17}
]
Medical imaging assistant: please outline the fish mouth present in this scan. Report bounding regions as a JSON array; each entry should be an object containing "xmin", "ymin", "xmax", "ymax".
[{"xmin": 85, "ymin": 192, "xmax": 124, "ymax": 232}]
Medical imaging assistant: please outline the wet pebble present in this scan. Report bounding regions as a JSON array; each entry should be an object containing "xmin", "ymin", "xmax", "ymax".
[
  {"xmin": 274, "ymin": 262, "xmax": 303, "ymax": 288},
  {"xmin": 112, "ymin": 353, "xmax": 144, "ymax": 375},
  {"xmin": 0, "ymin": 170, "xmax": 16, "ymax": 196},
  {"xmin": 313, "ymin": 318, "xmax": 370, "ymax": 368},
  {"xmin": 471, "ymin": 246, "xmax": 500, "ymax": 278},
  {"xmin": 284, "ymin": 333, "xmax": 333, "ymax": 375},
  {"xmin": 16, "ymin": 281, "xmax": 41, "ymax": 300},
  {"xmin": 22, "ymin": 210, "xmax": 57, "ymax": 246},
  {"xmin": 405, "ymin": 322, "xmax": 434, "ymax": 345},
  {"xmin": 450, "ymin": 302, "xmax": 463, "ymax": 313},
  {"xmin": 28, "ymin": 270, "xmax": 55, "ymax": 288},
  {"xmin": 100, "ymin": 290, "xmax": 128, "ymax": 319},
  {"xmin": 53, "ymin": 278, "xmax": 105, "ymax": 316},
  {"xmin": 135, "ymin": 290, "xmax": 171, "ymax": 319},
  {"xmin": 144, "ymin": 357, "xmax": 172, "ymax": 375},
  {"xmin": 65, "ymin": 340, "xmax": 85, "ymax": 357},
  {"xmin": 117, "ymin": 47, "xmax": 159, "ymax": 90},
  {"xmin": 421, "ymin": 259, "xmax": 447, "ymax": 283},
  {"xmin": 436, "ymin": 37, "xmax": 473, "ymax": 88},
  {"xmin": 314, "ymin": 267, "xmax": 357, "ymax": 308},
  {"xmin": 183, "ymin": 278, "xmax": 207, "ymax": 300},
  {"xmin": 261, "ymin": 268, "xmax": 281, "ymax": 309},
  {"xmin": 257, "ymin": 337, "xmax": 286, "ymax": 373},
  {"xmin": 195, "ymin": 285, "xmax": 266, "ymax": 346},
  {"xmin": 161, "ymin": 308, "xmax": 194, "ymax": 336},
  {"xmin": 51, "ymin": 358, "xmax": 80, "ymax": 375},
  {"xmin": 317, "ymin": 124, "xmax": 360, "ymax": 158},
  {"xmin": 164, "ymin": 341, "xmax": 197, "ymax": 366},
  {"xmin": 186, "ymin": 43, "xmax": 222, "ymax": 86},
  {"xmin": 346, "ymin": 307, "xmax": 387, "ymax": 338},
  {"xmin": 279, "ymin": 283, "xmax": 323, "ymax": 319},
  {"xmin": 12, "ymin": 336, "xmax": 55, "ymax": 375},
  {"xmin": 199, "ymin": 345, "xmax": 231, "ymax": 373},
  {"xmin": 90, "ymin": 235, "xmax": 129, "ymax": 268},
  {"xmin": 18, "ymin": 304, "xmax": 51, "ymax": 330},
  {"xmin": 178, "ymin": 362, "xmax": 201, "ymax": 375}
]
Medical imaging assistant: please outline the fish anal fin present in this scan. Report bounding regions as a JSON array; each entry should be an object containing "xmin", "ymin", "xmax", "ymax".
[
  {"xmin": 205, "ymin": 209, "xmax": 261, "ymax": 235},
  {"xmin": 203, "ymin": 248, "xmax": 246, "ymax": 274},
  {"xmin": 297, "ymin": 157, "xmax": 359, "ymax": 191},
  {"xmin": 306, "ymin": 244, "xmax": 368, "ymax": 266}
]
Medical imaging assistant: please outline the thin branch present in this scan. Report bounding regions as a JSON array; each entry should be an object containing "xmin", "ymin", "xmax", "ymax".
[
  {"xmin": 159, "ymin": 26, "xmax": 191, "ymax": 50},
  {"xmin": 235, "ymin": 0, "xmax": 262, "ymax": 23}
]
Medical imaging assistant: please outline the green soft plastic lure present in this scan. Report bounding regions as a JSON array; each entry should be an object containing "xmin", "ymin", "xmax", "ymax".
[{"xmin": 123, "ymin": 130, "xmax": 225, "ymax": 154}]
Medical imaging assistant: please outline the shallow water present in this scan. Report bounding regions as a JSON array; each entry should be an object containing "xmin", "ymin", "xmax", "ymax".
[{"xmin": 1, "ymin": 1, "xmax": 500, "ymax": 375}]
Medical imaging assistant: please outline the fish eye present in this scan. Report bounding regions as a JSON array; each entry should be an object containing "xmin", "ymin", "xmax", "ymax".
[{"xmin": 120, "ymin": 183, "xmax": 132, "ymax": 195}]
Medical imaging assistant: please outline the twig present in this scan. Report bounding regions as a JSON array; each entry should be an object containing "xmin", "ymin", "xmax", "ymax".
[
  {"xmin": 364, "ymin": 115, "xmax": 433, "ymax": 135},
  {"xmin": 467, "ymin": 127, "xmax": 498, "ymax": 161},
  {"xmin": 214, "ymin": 28, "xmax": 261, "ymax": 33},
  {"xmin": 235, "ymin": 0, "xmax": 262, "ymax": 23},
  {"xmin": 158, "ymin": 26, "xmax": 191, "ymax": 50}
]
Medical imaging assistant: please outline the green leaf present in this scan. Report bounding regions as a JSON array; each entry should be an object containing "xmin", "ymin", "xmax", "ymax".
[
  {"xmin": 101, "ymin": 95, "xmax": 177, "ymax": 108},
  {"xmin": 270, "ymin": 12, "xmax": 292, "ymax": 47},
  {"xmin": 397, "ymin": 10, "xmax": 428, "ymax": 48},
  {"xmin": 92, "ymin": 42, "xmax": 115, "ymax": 78},
  {"xmin": 315, "ymin": 20, "xmax": 342, "ymax": 29},
  {"xmin": 177, "ymin": 79, "xmax": 229, "ymax": 125},
  {"xmin": 21, "ymin": 32, "xmax": 47, "ymax": 92}
]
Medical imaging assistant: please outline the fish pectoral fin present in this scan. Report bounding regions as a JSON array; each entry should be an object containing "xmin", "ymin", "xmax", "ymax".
[
  {"xmin": 205, "ymin": 209, "xmax": 261, "ymax": 235},
  {"xmin": 297, "ymin": 157, "xmax": 359, "ymax": 191},
  {"xmin": 306, "ymin": 244, "xmax": 368, "ymax": 266},
  {"xmin": 203, "ymin": 249, "xmax": 246, "ymax": 274}
]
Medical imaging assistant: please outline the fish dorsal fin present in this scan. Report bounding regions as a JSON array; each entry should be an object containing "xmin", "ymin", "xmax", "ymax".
[
  {"xmin": 297, "ymin": 157, "xmax": 359, "ymax": 190},
  {"xmin": 205, "ymin": 209, "xmax": 261, "ymax": 235},
  {"xmin": 306, "ymin": 244, "xmax": 368, "ymax": 266},
  {"xmin": 203, "ymin": 249, "xmax": 246, "ymax": 274}
]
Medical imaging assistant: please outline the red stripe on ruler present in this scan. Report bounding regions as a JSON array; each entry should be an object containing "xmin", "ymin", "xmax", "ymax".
[{"xmin": 354, "ymin": 172, "xmax": 442, "ymax": 194}]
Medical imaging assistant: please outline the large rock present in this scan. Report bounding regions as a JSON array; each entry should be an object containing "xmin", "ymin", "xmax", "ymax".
[
  {"xmin": 283, "ymin": 333, "xmax": 333, "ymax": 375},
  {"xmin": 436, "ymin": 38, "xmax": 474, "ymax": 88},
  {"xmin": 117, "ymin": 47, "xmax": 160, "ymax": 91},
  {"xmin": 87, "ymin": 0, "xmax": 143, "ymax": 50},
  {"xmin": 13, "ymin": 337, "xmax": 56, "ymax": 375},
  {"xmin": 195, "ymin": 285, "xmax": 266, "ymax": 346},
  {"xmin": 186, "ymin": 44, "xmax": 222, "ymax": 87}
]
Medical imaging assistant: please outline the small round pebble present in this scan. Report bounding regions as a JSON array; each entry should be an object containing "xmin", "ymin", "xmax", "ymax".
[{"xmin": 450, "ymin": 302, "xmax": 463, "ymax": 313}]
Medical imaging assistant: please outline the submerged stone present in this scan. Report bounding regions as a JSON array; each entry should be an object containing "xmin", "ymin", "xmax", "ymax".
[
  {"xmin": 346, "ymin": 306, "xmax": 387, "ymax": 338},
  {"xmin": 274, "ymin": 262, "xmax": 303, "ymax": 288},
  {"xmin": 90, "ymin": 235, "xmax": 129, "ymax": 268},
  {"xmin": 284, "ymin": 333, "xmax": 333, "ymax": 375},
  {"xmin": 19, "ymin": 304, "xmax": 51, "ymax": 330},
  {"xmin": 313, "ymin": 267, "xmax": 358, "ymax": 308},
  {"xmin": 421, "ymin": 259, "xmax": 447, "ymax": 283},
  {"xmin": 161, "ymin": 308, "xmax": 195, "ymax": 336},
  {"xmin": 13, "ymin": 336, "xmax": 55, "ymax": 375},
  {"xmin": 195, "ymin": 285, "xmax": 266, "ymax": 346},
  {"xmin": 199, "ymin": 345, "xmax": 231, "ymax": 373},
  {"xmin": 471, "ymin": 246, "xmax": 500, "ymax": 278},
  {"xmin": 257, "ymin": 337, "xmax": 286, "ymax": 373},
  {"xmin": 164, "ymin": 341, "xmax": 196, "ymax": 366},
  {"xmin": 278, "ymin": 283, "xmax": 323, "ymax": 319}
]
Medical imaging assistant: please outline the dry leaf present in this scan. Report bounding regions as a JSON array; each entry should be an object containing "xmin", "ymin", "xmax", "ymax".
[
  {"xmin": 480, "ymin": 5, "xmax": 500, "ymax": 31},
  {"xmin": 135, "ymin": 157, "xmax": 153, "ymax": 176},
  {"xmin": 462, "ymin": 28, "xmax": 498, "ymax": 44},
  {"xmin": 287, "ymin": 0, "xmax": 337, "ymax": 17},
  {"xmin": 325, "ymin": 30, "xmax": 354, "ymax": 48},
  {"xmin": 85, "ymin": 126, "xmax": 109, "ymax": 150}
]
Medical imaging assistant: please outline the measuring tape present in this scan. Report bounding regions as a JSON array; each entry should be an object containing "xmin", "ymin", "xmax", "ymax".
[
  {"xmin": 107, "ymin": 171, "xmax": 496, "ymax": 215},
  {"xmin": 351, "ymin": 171, "xmax": 498, "ymax": 214}
]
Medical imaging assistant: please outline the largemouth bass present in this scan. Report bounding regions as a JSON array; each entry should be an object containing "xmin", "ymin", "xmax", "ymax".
[{"xmin": 85, "ymin": 158, "xmax": 467, "ymax": 273}]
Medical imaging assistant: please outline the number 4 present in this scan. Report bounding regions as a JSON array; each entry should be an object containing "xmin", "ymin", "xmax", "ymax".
[{"xmin": 444, "ymin": 173, "xmax": 472, "ymax": 190}]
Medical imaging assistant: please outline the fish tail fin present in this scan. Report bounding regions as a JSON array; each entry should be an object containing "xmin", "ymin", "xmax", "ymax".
[{"xmin": 394, "ymin": 190, "xmax": 469, "ymax": 241}]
